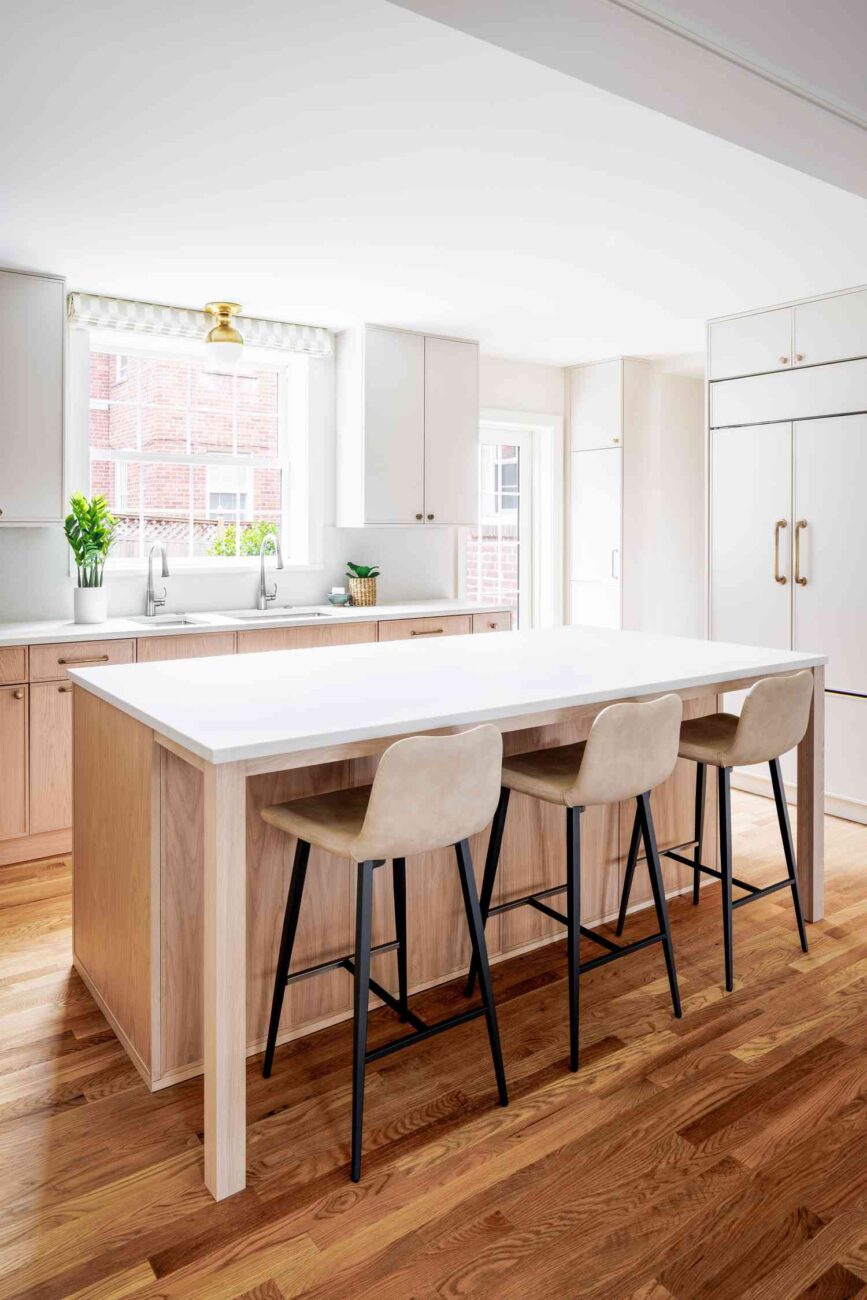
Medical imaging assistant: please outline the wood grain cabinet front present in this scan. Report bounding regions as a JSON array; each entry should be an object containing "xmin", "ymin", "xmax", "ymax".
[
  {"xmin": 0, "ymin": 684, "xmax": 28, "ymax": 841},
  {"xmin": 29, "ymin": 638, "xmax": 135, "ymax": 681},
  {"xmin": 472, "ymin": 611, "xmax": 512, "ymax": 634},
  {"xmin": 0, "ymin": 646, "xmax": 27, "ymax": 685},
  {"xmin": 29, "ymin": 681, "xmax": 73, "ymax": 833},
  {"xmin": 137, "ymin": 632, "xmax": 236, "ymax": 663},
  {"xmin": 236, "ymin": 622, "xmax": 378, "ymax": 654},
  {"xmin": 378, "ymin": 615, "xmax": 472, "ymax": 641}
]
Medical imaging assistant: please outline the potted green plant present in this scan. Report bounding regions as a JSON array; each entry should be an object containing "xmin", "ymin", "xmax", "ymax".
[
  {"xmin": 64, "ymin": 493, "xmax": 117, "ymax": 624},
  {"xmin": 345, "ymin": 561, "xmax": 380, "ymax": 606}
]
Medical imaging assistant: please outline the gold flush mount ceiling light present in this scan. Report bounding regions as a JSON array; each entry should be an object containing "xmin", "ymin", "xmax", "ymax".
[{"xmin": 204, "ymin": 301, "xmax": 243, "ymax": 368}]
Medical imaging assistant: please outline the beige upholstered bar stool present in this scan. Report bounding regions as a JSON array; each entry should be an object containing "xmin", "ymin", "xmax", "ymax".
[
  {"xmin": 260, "ymin": 725, "xmax": 508, "ymax": 1182},
  {"xmin": 616, "ymin": 670, "xmax": 813, "ymax": 993},
  {"xmin": 466, "ymin": 694, "xmax": 684, "ymax": 1071}
]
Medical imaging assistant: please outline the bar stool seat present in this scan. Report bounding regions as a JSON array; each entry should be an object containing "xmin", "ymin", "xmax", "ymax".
[
  {"xmin": 677, "ymin": 714, "xmax": 739, "ymax": 765},
  {"xmin": 500, "ymin": 742, "xmax": 587, "ymax": 803},
  {"xmin": 262, "ymin": 786, "xmax": 371, "ymax": 858},
  {"xmin": 260, "ymin": 724, "xmax": 509, "ymax": 1183}
]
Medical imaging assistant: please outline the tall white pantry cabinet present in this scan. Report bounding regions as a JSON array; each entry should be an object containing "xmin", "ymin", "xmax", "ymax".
[{"xmin": 708, "ymin": 285, "xmax": 867, "ymax": 822}]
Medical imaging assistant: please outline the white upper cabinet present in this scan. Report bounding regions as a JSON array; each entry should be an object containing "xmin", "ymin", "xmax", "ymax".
[
  {"xmin": 423, "ymin": 335, "xmax": 478, "ymax": 525},
  {"xmin": 362, "ymin": 327, "xmax": 425, "ymax": 525},
  {"xmin": 794, "ymin": 289, "xmax": 867, "ymax": 368},
  {"xmin": 568, "ymin": 359, "xmax": 622, "ymax": 450},
  {"xmin": 0, "ymin": 269, "xmax": 64, "ymax": 524},
  {"xmin": 337, "ymin": 325, "xmax": 478, "ymax": 527},
  {"xmin": 710, "ymin": 358, "xmax": 867, "ymax": 429},
  {"xmin": 707, "ymin": 307, "xmax": 793, "ymax": 381}
]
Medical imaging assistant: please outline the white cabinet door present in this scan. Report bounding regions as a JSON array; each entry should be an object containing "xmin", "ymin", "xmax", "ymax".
[
  {"xmin": 826, "ymin": 693, "xmax": 867, "ymax": 817},
  {"xmin": 569, "ymin": 448, "xmax": 621, "ymax": 629},
  {"xmin": 423, "ymin": 336, "xmax": 478, "ymax": 525},
  {"xmin": 710, "ymin": 359, "xmax": 867, "ymax": 429},
  {"xmin": 363, "ymin": 327, "xmax": 425, "ymax": 524},
  {"xmin": 0, "ymin": 270, "xmax": 64, "ymax": 523},
  {"xmin": 569, "ymin": 360, "xmax": 622, "ymax": 450},
  {"xmin": 795, "ymin": 289, "xmax": 867, "ymax": 368},
  {"xmin": 793, "ymin": 415, "xmax": 867, "ymax": 695},
  {"xmin": 711, "ymin": 423, "xmax": 792, "ymax": 649},
  {"xmin": 708, "ymin": 308, "xmax": 793, "ymax": 381}
]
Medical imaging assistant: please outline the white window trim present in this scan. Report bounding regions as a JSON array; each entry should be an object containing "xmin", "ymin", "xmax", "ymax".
[
  {"xmin": 458, "ymin": 408, "xmax": 564, "ymax": 628},
  {"xmin": 68, "ymin": 325, "xmax": 325, "ymax": 574}
]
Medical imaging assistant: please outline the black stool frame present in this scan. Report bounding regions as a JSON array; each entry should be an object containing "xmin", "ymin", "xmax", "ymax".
[
  {"xmin": 466, "ymin": 787, "xmax": 682, "ymax": 1071},
  {"xmin": 263, "ymin": 837, "xmax": 508, "ymax": 1182},
  {"xmin": 616, "ymin": 757, "xmax": 808, "ymax": 992}
]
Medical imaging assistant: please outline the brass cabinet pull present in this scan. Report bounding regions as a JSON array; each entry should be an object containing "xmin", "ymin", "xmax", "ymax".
[
  {"xmin": 58, "ymin": 683, "xmax": 74, "ymax": 693},
  {"xmin": 57, "ymin": 653, "xmax": 110, "ymax": 665},
  {"xmin": 779, "ymin": 355, "xmax": 790, "ymax": 365},
  {"xmin": 12, "ymin": 688, "xmax": 24, "ymax": 699},
  {"xmin": 426, "ymin": 513, "xmax": 435, "ymax": 521},
  {"xmin": 410, "ymin": 628, "xmax": 444, "ymax": 636},
  {"xmin": 773, "ymin": 519, "xmax": 788, "ymax": 584},
  {"xmin": 795, "ymin": 353, "xmax": 805, "ymax": 363},
  {"xmin": 415, "ymin": 513, "xmax": 423, "ymax": 521},
  {"xmin": 795, "ymin": 519, "xmax": 808, "ymax": 586}
]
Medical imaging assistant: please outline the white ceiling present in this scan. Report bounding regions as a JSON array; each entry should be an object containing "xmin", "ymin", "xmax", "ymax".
[{"xmin": 2, "ymin": 0, "xmax": 866, "ymax": 366}]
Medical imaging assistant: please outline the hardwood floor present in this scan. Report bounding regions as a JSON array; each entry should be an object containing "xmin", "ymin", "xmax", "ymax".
[{"xmin": 2, "ymin": 792, "xmax": 867, "ymax": 1299}]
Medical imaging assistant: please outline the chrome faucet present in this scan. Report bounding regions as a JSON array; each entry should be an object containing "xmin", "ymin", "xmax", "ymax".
[
  {"xmin": 258, "ymin": 533, "xmax": 284, "ymax": 609},
  {"xmin": 146, "ymin": 543, "xmax": 170, "ymax": 617}
]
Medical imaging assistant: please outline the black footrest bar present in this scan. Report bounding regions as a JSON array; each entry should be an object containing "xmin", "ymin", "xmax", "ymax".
[
  {"xmin": 579, "ymin": 930, "xmax": 664, "ymax": 974},
  {"xmin": 365, "ymin": 1005, "xmax": 486, "ymax": 1064},
  {"xmin": 285, "ymin": 938, "xmax": 400, "ymax": 986},
  {"xmin": 487, "ymin": 882, "xmax": 567, "ymax": 918},
  {"xmin": 731, "ymin": 878, "xmax": 795, "ymax": 910},
  {"xmin": 343, "ymin": 961, "xmax": 428, "ymax": 1034},
  {"xmin": 664, "ymin": 850, "xmax": 759, "ymax": 895}
]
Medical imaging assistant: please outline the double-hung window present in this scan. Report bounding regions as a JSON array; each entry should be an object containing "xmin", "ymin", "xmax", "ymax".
[{"xmin": 87, "ymin": 345, "xmax": 291, "ymax": 560}]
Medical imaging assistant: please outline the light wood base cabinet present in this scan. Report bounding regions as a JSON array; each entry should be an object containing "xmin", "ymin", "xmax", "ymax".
[
  {"xmin": 29, "ymin": 681, "xmax": 73, "ymax": 833},
  {"xmin": 0, "ymin": 685, "xmax": 28, "ymax": 841}
]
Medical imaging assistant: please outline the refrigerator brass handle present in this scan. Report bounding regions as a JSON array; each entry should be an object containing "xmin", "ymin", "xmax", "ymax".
[
  {"xmin": 795, "ymin": 519, "xmax": 808, "ymax": 586},
  {"xmin": 410, "ymin": 628, "xmax": 444, "ymax": 637},
  {"xmin": 773, "ymin": 519, "xmax": 788, "ymax": 584},
  {"xmin": 57, "ymin": 654, "xmax": 110, "ymax": 665}
]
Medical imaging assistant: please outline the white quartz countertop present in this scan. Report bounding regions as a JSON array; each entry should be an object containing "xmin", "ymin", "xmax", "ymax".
[
  {"xmin": 69, "ymin": 625, "xmax": 826, "ymax": 766},
  {"xmin": 0, "ymin": 599, "xmax": 507, "ymax": 647}
]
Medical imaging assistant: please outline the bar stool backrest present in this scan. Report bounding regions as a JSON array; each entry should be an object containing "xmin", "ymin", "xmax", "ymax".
[
  {"xmin": 569, "ymin": 693, "xmax": 683, "ymax": 807},
  {"xmin": 352, "ymin": 724, "xmax": 504, "ymax": 861},
  {"xmin": 727, "ymin": 670, "xmax": 814, "ymax": 767}
]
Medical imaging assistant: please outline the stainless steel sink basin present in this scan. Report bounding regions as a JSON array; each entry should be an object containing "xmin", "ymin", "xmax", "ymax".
[
  {"xmin": 229, "ymin": 608, "xmax": 334, "ymax": 621},
  {"xmin": 129, "ymin": 614, "xmax": 208, "ymax": 627}
]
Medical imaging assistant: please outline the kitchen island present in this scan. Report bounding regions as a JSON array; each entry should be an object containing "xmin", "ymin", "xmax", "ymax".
[{"xmin": 69, "ymin": 625, "xmax": 826, "ymax": 1200}]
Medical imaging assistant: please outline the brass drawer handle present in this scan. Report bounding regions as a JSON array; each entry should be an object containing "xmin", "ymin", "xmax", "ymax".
[
  {"xmin": 57, "ymin": 654, "xmax": 110, "ymax": 665},
  {"xmin": 58, "ymin": 683, "xmax": 74, "ymax": 693},
  {"xmin": 489, "ymin": 622, "xmax": 499, "ymax": 629},
  {"xmin": 12, "ymin": 688, "xmax": 24, "ymax": 699},
  {"xmin": 773, "ymin": 519, "xmax": 788, "ymax": 584},
  {"xmin": 410, "ymin": 628, "xmax": 444, "ymax": 636},
  {"xmin": 795, "ymin": 519, "xmax": 808, "ymax": 586}
]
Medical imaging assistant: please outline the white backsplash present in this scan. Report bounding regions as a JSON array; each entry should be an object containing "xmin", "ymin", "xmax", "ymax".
[{"xmin": 0, "ymin": 525, "xmax": 459, "ymax": 623}]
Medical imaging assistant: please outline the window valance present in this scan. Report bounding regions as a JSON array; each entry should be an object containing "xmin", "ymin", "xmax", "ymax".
[{"xmin": 67, "ymin": 292, "xmax": 332, "ymax": 357}]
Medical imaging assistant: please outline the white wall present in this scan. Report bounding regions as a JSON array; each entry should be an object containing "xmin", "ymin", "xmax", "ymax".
[{"xmin": 0, "ymin": 348, "xmax": 565, "ymax": 624}]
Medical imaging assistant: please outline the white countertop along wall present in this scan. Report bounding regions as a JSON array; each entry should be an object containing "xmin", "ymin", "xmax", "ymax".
[
  {"xmin": 69, "ymin": 625, "xmax": 826, "ymax": 765},
  {"xmin": 0, "ymin": 599, "xmax": 508, "ymax": 647}
]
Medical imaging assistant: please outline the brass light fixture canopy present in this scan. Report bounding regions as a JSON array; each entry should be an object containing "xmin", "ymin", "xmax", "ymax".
[{"xmin": 204, "ymin": 301, "xmax": 244, "ymax": 347}]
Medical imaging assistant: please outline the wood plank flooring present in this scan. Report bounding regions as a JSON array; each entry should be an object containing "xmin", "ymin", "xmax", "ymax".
[{"xmin": 2, "ymin": 792, "xmax": 867, "ymax": 1298}]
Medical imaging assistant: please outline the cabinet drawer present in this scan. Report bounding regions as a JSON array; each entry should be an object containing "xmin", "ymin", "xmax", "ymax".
[
  {"xmin": 29, "ymin": 681, "xmax": 73, "ymax": 833},
  {"xmin": 472, "ymin": 611, "xmax": 511, "ymax": 633},
  {"xmin": 0, "ymin": 645, "xmax": 26, "ymax": 685},
  {"xmin": 710, "ymin": 358, "xmax": 867, "ymax": 429},
  {"xmin": 237, "ymin": 622, "xmax": 378, "ymax": 654},
  {"xmin": 0, "ymin": 684, "xmax": 28, "ymax": 841},
  {"xmin": 378, "ymin": 615, "xmax": 472, "ymax": 641},
  {"xmin": 137, "ymin": 631, "xmax": 236, "ymax": 662},
  {"xmin": 29, "ymin": 638, "xmax": 136, "ymax": 681}
]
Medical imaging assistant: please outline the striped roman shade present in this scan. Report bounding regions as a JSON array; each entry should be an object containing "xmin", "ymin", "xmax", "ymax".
[{"xmin": 67, "ymin": 292, "xmax": 332, "ymax": 357}]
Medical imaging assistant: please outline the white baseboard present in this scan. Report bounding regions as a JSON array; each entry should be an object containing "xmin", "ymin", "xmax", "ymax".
[{"xmin": 731, "ymin": 770, "xmax": 867, "ymax": 827}]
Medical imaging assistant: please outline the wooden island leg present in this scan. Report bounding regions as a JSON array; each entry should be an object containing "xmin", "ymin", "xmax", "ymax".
[
  {"xmin": 203, "ymin": 760, "xmax": 248, "ymax": 1200},
  {"xmin": 797, "ymin": 665, "xmax": 825, "ymax": 923}
]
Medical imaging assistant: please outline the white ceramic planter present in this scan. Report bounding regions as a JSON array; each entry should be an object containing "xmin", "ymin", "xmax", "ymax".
[{"xmin": 73, "ymin": 586, "xmax": 108, "ymax": 625}]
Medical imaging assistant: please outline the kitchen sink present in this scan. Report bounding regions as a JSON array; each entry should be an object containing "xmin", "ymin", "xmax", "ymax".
[
  {"xmin": 129, "ymin": 614, "xmax": 209, "ymax": 627},
  {"xmin": 229, "ymin": 608, "xmax": 334, "ymax": 621}
]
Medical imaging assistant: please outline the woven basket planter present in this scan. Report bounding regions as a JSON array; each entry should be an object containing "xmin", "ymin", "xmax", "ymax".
[{"xmin": 349, "ymin": 576, "xmax": 377, "ymax": 606}]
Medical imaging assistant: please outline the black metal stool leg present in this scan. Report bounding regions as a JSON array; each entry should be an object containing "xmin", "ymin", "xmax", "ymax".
[
  {"xmin": 770, "ymin": 757, "xmax": 808, "ymax": 953},
  {"xmin": 263, "ymin": 838, "xmax": 310, "ymax": 1078},
  {"xmin": 465, "ymin": 786, "xmax": 510, "ymax": 998},
  {"xmin": 692, "ymin": 763, "xmax": 706, "ymax": 906},
  {"xmin": 566, "ymin": 805, "xmax": 582, "ymax": 1071},
  {"xmin": 455, "ymin": 839, "xmax": 508, "ymax": 1107},
  {"xmin": 638, "ymin": 793, "xmax": 682, "ymax": 1019},
  {"xmin": 615, "ymin": 806, "xmax": 641, "ymax": 937},
  {"xmin": 718, "ymin": 766, "xmax": 734, "ymax": 992},
  {"xmin": 351, "ymin": 860, "xmax": 374, "ymax": 1182},
  {"xmin": 392, "ymin": 857, "xmax": 409, "ymax": 1017}
]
